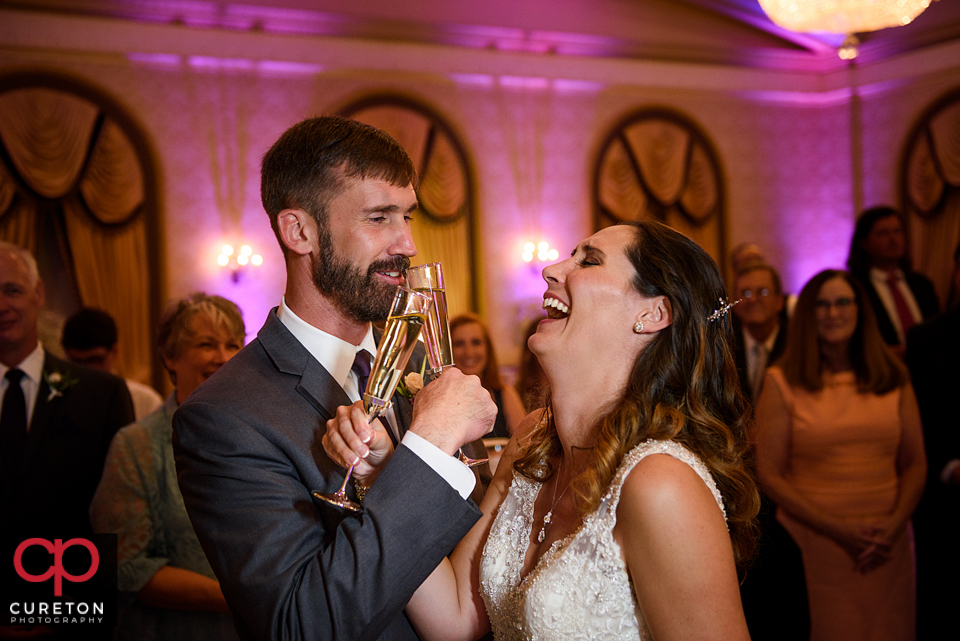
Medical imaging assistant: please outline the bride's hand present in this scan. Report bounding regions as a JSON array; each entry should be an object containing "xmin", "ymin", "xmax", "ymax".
[{"xmin": 322, "ymin": 401, "xmax": 395, "ymax": 486}]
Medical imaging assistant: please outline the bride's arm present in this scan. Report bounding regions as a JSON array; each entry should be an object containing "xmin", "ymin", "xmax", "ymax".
[
  {"xmin": 615, "ymin": 454, "xmax": 751, "ymax": 641},
  {"xmin": 405, "ymin": 411, "xmax": 543, "ymax": 641}
]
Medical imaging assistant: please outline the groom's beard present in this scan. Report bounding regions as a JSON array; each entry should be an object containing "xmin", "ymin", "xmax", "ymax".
[{"xmin": 312, "ymin": 227, "xmax": 410, "ymax": 323}]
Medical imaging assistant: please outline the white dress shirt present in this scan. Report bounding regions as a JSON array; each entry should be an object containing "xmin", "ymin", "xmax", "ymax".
[
  {"xmin": 277, "ymin": 298, "xmax": 475, "ymax": 499},
  {"xmin": 0, "ymin": 342, "xmax": 44, "ymax": 430},
  {"xmin": 869, "ymin": 267, "xmax": 923, "ymax": 343}
]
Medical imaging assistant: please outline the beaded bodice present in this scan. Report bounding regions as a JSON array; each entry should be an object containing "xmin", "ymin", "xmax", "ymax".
[{"xmin": 479, "ymin": 439, "xmax": 726, "ymax": 640}]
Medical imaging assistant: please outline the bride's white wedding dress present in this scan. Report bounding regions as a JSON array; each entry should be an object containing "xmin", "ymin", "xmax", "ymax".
[{"xmin": 480, "ymin": 439, "xmax": 727, "ymax": 640}]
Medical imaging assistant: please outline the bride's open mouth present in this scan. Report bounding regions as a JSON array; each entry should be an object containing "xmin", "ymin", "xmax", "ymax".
[{"xmin": 542, "ymin": 297, "xmax": 570, "ymax": 320}]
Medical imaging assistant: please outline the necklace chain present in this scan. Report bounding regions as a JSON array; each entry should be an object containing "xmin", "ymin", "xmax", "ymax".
[{"xmin": 537, "ymin": 457, "xmax": 571, "ymax": 543}]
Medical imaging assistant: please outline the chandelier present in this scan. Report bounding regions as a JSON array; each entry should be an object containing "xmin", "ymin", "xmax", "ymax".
[{"xmin": 758, "ymin": 0, "xmax": 934, "ymax": 58}]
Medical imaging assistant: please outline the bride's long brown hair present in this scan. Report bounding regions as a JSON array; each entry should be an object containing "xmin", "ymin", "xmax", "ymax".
[{"xmin": 513, "ymin": 221, "xmax": 759, "ymax": 568}]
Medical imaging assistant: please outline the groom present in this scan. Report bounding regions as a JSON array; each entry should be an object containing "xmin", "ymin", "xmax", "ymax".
[{"xmin": 173, "ymin": 116, "xmax": 495, "ymax": 640}]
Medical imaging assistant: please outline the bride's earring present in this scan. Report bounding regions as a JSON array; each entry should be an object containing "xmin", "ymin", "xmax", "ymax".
[{"xmin": 633, "ymin": 321, "xmax": 644, "ymax": 334}]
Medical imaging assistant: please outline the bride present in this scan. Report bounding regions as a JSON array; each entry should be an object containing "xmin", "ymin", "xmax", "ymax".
[{"xmin": 327, "ymin": 221, "xmax": 758, "ymax": 640}]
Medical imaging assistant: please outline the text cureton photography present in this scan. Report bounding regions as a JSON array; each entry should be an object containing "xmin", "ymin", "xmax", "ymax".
[{"xmin": 1, "ymin": 534, "xmax": 116, "ymax": 630}]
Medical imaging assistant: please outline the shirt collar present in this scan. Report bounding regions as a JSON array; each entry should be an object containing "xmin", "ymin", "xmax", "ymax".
[
  {"xmin": 870, "ymin": 266, "xmax": 905, "ymax": 283},
  {"xmin": 0, "ymin": 342, "xmax": 44, "ymax": 384},
  {"xmin": 277, "ymin": 297, "xmax": 377, "ymax": 389},
  {"xmin": 743, "ymin": 324, "xmax": 779, "ymax": 353}
]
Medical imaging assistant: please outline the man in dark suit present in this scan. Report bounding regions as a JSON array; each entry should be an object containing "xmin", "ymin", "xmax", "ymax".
[
  {"xmin": 730, "ymin": 263, "xmax": 789, "ymax": 403},
  {"xmin": 0, "ymin": 242, "xmax": 135, "ymax": 538},
  {"xmin": 905, "ymin": 248, "xmax": 960, "ymax": 641},
  {"xmin": 173, "ymin": 116, "xmax": 496, "ymax": 641},
  {"xmin": 730, "ymin": 263, "xmax": 810, "ymax": 641},
  {"xmin": 847, "ymin": 206, "xmax": 939, "ymax": 354}
]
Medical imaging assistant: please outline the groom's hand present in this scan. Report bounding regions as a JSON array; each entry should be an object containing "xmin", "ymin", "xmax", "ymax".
[
  {"xmin": 409, "ymin": 368, "xmax": 496, "ymax": 455},
  {"xmin": 322, "ymin": 401, "xmax": 394, "ymax": 486}
]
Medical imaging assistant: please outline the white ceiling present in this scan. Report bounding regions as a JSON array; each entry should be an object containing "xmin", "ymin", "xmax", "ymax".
[{"xmin": 3, "ymin": 0, "xmax": 959, "ymax": 71}]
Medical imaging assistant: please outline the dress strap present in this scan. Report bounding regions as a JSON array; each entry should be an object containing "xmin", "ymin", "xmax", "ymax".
[{"xmin": 601, "ymin": 439, "xmax": 727, "ymax": 524}]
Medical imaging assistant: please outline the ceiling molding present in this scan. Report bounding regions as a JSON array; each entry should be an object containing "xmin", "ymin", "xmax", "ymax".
[{"xmin": 1, "ymin": 7, "xmax": 958, "ymax": 102}]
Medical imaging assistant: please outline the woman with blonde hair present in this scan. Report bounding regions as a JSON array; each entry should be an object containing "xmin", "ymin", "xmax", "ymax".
[
  {"xmin": 327, "ymin": 221, "xmax": 758, "ymax": 639},
  {"xmin": 91, "ymin": 293, "xmax": 246, "ymax": 641},
  {"xmin": 753, "ymin": 269, "xmax": 926, "ymax": 640}
]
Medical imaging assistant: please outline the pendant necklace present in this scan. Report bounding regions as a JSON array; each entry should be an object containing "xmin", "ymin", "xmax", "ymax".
[{"xmin": 537, "ymin": 457, "xmax": 571, "ymax": 543}]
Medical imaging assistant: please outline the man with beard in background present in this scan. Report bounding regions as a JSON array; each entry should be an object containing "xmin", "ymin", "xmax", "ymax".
[{"xmin": 173, "ymin": 117, "xmax": 496, "ymax": 641}]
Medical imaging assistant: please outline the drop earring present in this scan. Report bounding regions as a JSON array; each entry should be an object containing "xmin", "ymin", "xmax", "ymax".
[{"xmin": 633, "ymin": 321, "xmax": 644, "ymax": 334}]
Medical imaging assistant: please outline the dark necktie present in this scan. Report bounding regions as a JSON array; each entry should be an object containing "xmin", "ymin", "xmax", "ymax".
[
  {"xmin": 885, "ymin": 272, "xmax": 917, "ymax": 338},
  {"xmin": 351, "ymin": 350, "xmax": 372, "ymax": 399},
  {"xmin": 0, "ymin": 369, "xmax": 27, "ymax": 490},
  {"xmin": 751, "ymin": 343, "xmax": 768, "ymax": 403}
]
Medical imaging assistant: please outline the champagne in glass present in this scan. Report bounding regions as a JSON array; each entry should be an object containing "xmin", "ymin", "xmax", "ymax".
[
  {"xmin": 404, "ymin": 262, "xmax": 454, "ymax": 375},
  {"xmin": 363, "ymin": 311, "xmax": 426, "ymax": 413},
  {"xmin": 404, "ymin": 262, "xmax": 487, "ymax": 468},
  {"xmin": 314, "ymin": 287, "xmax": 432, "ymax": 512}
]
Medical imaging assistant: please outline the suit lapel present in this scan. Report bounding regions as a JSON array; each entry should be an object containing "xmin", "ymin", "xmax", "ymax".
[
  {"xmin": 258, "ymin": 310, "xmax": 351, "ymax": 422},
  {"xmin": 297, "ymin": 358, "xmax": 352, "ymax": 422}
]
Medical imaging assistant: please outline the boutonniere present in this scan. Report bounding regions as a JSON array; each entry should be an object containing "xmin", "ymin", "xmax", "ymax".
[
  {"xmin": 395, "ymin": 358, "xmax": 427, "ymax": 402},
  {"xmin": 43, "ymin": 369, "xmax": 79, "ymax": 401}
]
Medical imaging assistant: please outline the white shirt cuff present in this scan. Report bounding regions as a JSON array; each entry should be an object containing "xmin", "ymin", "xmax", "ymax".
[
  {"xmin": 941, "ymin": 459, "xmax": 960, "ymax": 485},
  {"xmin": 401, "ymin": 431, "xmax": 477, "ymax": 500}
]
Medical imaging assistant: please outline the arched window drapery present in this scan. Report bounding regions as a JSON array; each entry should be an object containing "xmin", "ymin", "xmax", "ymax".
[
  {"xmin": 338, "ymin": 96, "xmax": 478, "ymax": 317},
  {"xmin": 903, "ymin": 88, "xmax": 960, "ymax": 308},
  {"xmin": 592, "ymin": 108, "xmax": 727, "ymax": 273},
  {"xmin": 0, "ymin": 74, "xmax": 160, "ymax": 386}
]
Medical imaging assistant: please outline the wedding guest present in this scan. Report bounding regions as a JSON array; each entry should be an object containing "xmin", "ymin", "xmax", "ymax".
[
  {"xmin": 754, "ymin": 269, "xmax": 926, "ymax": 641},
  {"xmin": 328, "ymin": 221, "xmax": 759, "ymax": 639},
  {"xmin": 731, "ymin": 263, "xmax": 788, "ymax": 403},
  {"xmin": 62, "ymin": 307, "xmax": 164, "ymax": 420},
  {"xmin": 0, "ymin": 242, "xmax": 134, "ymax": 538},
  {"xmin": 1, "ymin": 248, "xmax": 132, "ymax": 641},
  {"xmin": 732, "ymin": 263, "xmax": 810, "ymax": 640},
  {"xmin": 847, "ymin": 206, "xmax": 939, "ymax": 353},
  {"xmin": 450, "ymin": 313, "xmax": 525, "ymax": 438},
  {"xmin": 91, "ymin": 293, "xmax": 245, "ymax": 641},
  {"xmin": 173, "ymin": 116, "xmax": 496, "ymax": 641}
]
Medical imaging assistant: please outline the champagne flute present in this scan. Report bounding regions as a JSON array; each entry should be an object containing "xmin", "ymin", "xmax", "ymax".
[
  {"xmin": 405, "ymin": 262, "xmax": 488, "ymax": 468},
  {"xmin": 314, "ymin": 286, "xmax": 432, "ymax": 512}
]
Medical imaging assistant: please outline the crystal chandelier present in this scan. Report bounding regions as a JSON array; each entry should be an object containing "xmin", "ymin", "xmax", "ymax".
[{"xmin": 758, "ymin": 0, "xmax": 934, "ymax": 58}]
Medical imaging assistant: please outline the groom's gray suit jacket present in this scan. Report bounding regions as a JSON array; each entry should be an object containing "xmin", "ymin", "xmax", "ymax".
[{"xmin": 173, "ymin": 309, "xmax": 482, "ymax": 641}]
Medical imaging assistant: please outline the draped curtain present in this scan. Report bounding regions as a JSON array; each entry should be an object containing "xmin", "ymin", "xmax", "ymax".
[
  {"xmin": 903, "ymin": 90, "xmax": 960, "ymax": 308},
  {"xmin": 341, "ymin": 99, "xmax": 476, "ymax": 317},
  {"xmin": 594, "ymin": 109, "xmax": 725, "ymax": 269},
  {"xmin": 0, "ymin": 84, "xmax": 153, "ymax": 384}
]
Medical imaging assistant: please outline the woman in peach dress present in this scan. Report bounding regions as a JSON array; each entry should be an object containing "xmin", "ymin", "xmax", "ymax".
[{"xmin": 754, "ymin": 269, "xmax": 926, "ymax": 641}]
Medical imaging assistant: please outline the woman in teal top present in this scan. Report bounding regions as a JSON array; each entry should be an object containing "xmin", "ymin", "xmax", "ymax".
[{"xmin": 91, "ymin": 294, "xmax": 245, "ymax": 641}]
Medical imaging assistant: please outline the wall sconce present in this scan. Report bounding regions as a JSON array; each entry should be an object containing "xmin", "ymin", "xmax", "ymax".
[
  {"xmin": 217, "ymin": 244, "xmax": 263, "ymax": 282},
  {"xmin": 522, "ymin": 241, "xmax": 559, "ymax": 264}
]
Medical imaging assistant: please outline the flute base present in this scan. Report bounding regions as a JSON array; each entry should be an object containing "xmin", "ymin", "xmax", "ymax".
[
  {"xmin": 314, "ymin": 395, "xmax": 392, "ymax": 513},
  {"xmin": 313, "ymin": 489, "xmax": 361, "ymax": 512}
]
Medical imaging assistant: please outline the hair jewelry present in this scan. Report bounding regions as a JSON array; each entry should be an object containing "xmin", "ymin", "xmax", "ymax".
[{"xmin": 708, "ymin": 298, "xmax": 741, "ymax": 322}]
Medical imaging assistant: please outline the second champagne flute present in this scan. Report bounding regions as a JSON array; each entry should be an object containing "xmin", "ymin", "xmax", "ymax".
[
  {"xmin": 405, "ymin": 262, "xmax": 487, "ymax": 468},
  {"xmin": 313, "ymin": 286, "xmax": 432, "ymax": 512}
]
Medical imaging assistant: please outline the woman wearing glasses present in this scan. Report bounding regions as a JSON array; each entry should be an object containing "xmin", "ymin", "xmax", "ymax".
[{"xmin": 753, "ymin": 269, "xmax": 926, "ymax": 641}]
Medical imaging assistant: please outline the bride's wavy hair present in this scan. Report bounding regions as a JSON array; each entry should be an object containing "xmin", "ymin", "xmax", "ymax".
[{"xmin": 514, "ymin": 221, "xmax": 759, "ymax": 568}]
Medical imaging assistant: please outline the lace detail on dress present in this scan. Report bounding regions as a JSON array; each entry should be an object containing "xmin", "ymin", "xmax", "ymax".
[{"xmin": 480, "ymin": 439, "xmax": 726, "ymax": 640}]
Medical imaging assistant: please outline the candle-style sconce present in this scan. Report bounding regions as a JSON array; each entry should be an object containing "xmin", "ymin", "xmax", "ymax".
[
  {"xmin": 522, "ymin": 241, "xmax": 559, "ymax": 265},
  {"xmin": 217, "ymin": 244, "xmax": 263, "ymax": 282}
]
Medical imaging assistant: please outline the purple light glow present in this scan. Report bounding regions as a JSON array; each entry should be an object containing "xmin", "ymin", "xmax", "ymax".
[{"xmin": 127, "ymin": 52, "xmax": 182, "ymax": 66}]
